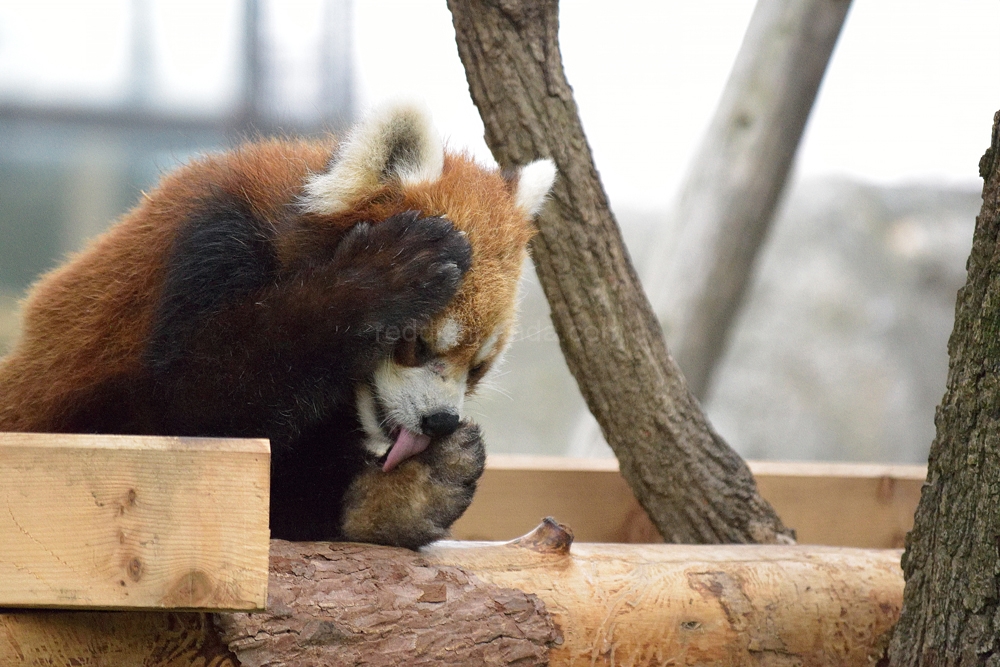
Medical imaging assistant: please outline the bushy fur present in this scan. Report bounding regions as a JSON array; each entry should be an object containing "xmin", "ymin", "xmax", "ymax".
[{"xmin": 0, "ymin": 105, "xmax": 555, "ymax": 548}]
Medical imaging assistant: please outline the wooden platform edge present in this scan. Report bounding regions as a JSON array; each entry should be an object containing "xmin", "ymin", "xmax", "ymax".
[{"xmin": 452, "ymin": 455, "xmax": 927, "ymax": 548}]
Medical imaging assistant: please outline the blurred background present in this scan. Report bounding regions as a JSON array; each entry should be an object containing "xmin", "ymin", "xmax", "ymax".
[{"xmin": 0, "ymin": 0, "xmax": 997, "ymax": 464}]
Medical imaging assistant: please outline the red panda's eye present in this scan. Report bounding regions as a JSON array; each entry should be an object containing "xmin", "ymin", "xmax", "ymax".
[
  {"xmin": 393, "ymin": 339, "xmax": 417, "ymax": 366},
  {"xmin": 414, "ymin": 336, "xmax": 432, "ymax": 365},
  {"xmin": 394, "ymin": 335, "xmax": 433, "ymax": 367},
  {"xmin": 469, "ymin": 361, "xmax": 488, "ymax": 380}
]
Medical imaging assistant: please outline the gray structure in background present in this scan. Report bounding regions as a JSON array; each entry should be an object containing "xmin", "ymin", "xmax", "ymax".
[
  {"xmin": 0, "ymin": 0, "xmax": 353, "ymax": 292},
  {"xmin": 473, "ymin": 179, "xmax": 978, "ymax": 465},
  {"xmin": 645, "ymin": 0, "xmax": 852, "ymax": 401}
]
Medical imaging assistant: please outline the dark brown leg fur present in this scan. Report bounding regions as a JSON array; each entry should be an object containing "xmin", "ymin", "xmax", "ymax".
[
  {"xmin": 139, "ymin": 203, "xmax": 474, "ymax": 545},
  {"xmin": 146, "ymin": 208, "xmax": 472, "ymax": 448}
]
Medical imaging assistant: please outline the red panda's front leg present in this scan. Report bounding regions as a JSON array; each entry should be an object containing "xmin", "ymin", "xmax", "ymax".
[{"xmin": 144, "ymin": 205, "xmax": 471, "ymax": 448}]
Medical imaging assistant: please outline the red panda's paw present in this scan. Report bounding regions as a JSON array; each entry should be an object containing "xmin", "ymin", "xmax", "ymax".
[
  {"xmin": 338, "ymin": 421, "xmax": 486, "ymax": 550},
  {"xmin": 333, "ymin": 211, "xmax": 473, "ymax": 329}
]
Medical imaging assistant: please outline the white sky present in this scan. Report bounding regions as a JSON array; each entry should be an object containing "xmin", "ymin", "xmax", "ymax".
[
  {"xmin": 355, "ymin": 0, "xmax": 1000, "ymax": 208},
  {"xmin": 0, "ymin": 0, "xmax": 998, "ymax": 209}
]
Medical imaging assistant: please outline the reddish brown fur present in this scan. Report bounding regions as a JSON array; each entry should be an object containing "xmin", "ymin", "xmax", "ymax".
[
  {"xmin": 0, "ymin": 139, "xmax": 330, "ymax": 430},
  {"xmin": 0, "ymin": 141, "xmax": 533, "ymax": 430},
  {"xmin": 0, "ymin": 132, "xmax": 537, "ymax": 547},
  {"xmin": 289, "ymin": 153, "xmax": 534, "ymax": 370}
]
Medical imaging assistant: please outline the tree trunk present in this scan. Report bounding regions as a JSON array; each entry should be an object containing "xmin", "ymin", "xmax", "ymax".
[
  {"xmin": 447, "ymin": 0, "xmax": 793, "ymax": 544},
  {"xmin": 644, "ymin": 0, "xmax": 852, "ymax": 400},
  {"xmin": 888, "ymin": 110, "xmax": 1000, "ymax": 665}
]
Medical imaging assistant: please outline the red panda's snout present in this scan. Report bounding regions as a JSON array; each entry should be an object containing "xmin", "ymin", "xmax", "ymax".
[{"xmin": 356, "ymin": 315, "xmax": 511, "ymax": 472}]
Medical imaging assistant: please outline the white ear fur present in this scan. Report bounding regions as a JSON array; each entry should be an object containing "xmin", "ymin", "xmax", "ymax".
[
  {"xmin": 302, "ymin": 102, "xmax": 444, "ymax": 214},
  {"xmin": 514, "ymin": 159, "xmax": 557, "ymax": 217}
]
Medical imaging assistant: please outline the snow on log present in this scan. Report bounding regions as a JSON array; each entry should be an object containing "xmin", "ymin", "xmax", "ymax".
[{"xmin": 0, "ymin": 521, "xmax": 903, "ymax": 666}]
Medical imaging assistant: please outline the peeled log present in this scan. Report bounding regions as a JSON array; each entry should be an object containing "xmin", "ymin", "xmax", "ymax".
[
  {"xmin": 426, "ymin": 521, "xmax": 903, "ymax": 665},
  {"xmin": 0, "ymin": 523, "xmax": 903, "ymax": 666}
]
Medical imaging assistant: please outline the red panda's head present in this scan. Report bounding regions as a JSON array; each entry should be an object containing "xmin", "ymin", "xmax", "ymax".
[{"xmin": 299, "ymin": 103, "xmax": 556, "ymax": 467}]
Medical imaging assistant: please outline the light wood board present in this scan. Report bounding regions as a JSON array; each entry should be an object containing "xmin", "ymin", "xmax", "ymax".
[
  {"xmin": 0, "ymin": 432, "xmax": 270, "ymax": 610},
  {"xmin": 452, "ymin": 455, "xmax": 925, "ymax": 547}
]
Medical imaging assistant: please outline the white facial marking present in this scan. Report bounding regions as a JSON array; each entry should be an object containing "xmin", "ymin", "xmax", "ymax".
[
  {"xmin": 372, "ymin": 359, "xmax": 466, "ymax": 434},
  {"xmin": 302, "ymin": 101, "xmax": 444, "ymax": 214},
  {"xmin": 474, "ymin": 326, "xmax": 505, "ymax": 366},
  {"xmin": 514, "ymin": 159, "xmax": 557, "ymax": 217},
  {"xmin": 435, "ymin": 318, "xmax": 462, "ymax": 352},
  {"xmin": 356, "ymin": 385, "xmax": 393, "ymax": 456}
]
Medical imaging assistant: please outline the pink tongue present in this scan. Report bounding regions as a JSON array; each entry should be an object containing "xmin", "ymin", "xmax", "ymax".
[{"xmin": 383, "ymin": 428, "xmax": 431, "ymax": 472}]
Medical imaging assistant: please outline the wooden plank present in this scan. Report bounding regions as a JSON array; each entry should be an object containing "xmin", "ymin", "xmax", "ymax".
[
  {"xmin": 752, "ymin": 460, "xmax": 925, "ymax": 548},
  {"xmin": 452, "ymin": 455, "xmax": 925, "ymax": 547},
  {"xmin": 0, "ymin": 432, "xmax": 270, "ymax": 611}
]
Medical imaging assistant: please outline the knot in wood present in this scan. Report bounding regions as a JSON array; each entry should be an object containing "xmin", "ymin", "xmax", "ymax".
[{"xmin": 508, "ymin": 517, "xmax": 573, "ymax": 555}]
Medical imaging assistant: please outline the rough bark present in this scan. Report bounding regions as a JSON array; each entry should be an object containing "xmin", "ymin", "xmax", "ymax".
[
  {"xmin": 0, "ymin": 538, "xmax": 558, "ymax": 667},
  {"xmin": 0, "ymin": 524, "xmax": 906, "ymax": 666},
  {"xmin": 645, "ymin": 0, "xmax": 852, "ymax": 399},
  {"xmin": 216, "ymin": 540, "xmax": 557, "ymax": 666},
  {"xmin": 888, "ymin": 111, "xmax": 1000, "ymax": 665},
  {"xmin": 447, "ymin": 0, "xmax": 793, "ymax": 544}
]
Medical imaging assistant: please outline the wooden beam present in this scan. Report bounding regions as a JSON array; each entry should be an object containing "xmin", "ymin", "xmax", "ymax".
[
  {"xmin": 0, "ymin": 527, "xmax": 904, "ymax": 666},
  {"xmin": 0, "ymin": 432, "xmax": 270, "ymax": 611},
  {"xmin": 452, "ymin": 456, "xmax": 925, "ymax": 547}
]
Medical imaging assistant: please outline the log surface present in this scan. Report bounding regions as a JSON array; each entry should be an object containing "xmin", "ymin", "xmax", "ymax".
[
  {"xmin": 216, "ymin": 540, "xmax": 558, "ymax": 666},
  {"xmin": 0, "ymin": 528, "xmax": 903, "ymax": 666},
  {"xmin": 0, "ymin": 432, "xmax": 270, "ymax": 610},
  {"xmin": 426, "ymin": 522, "xmax": 903, "ymax": 666}
]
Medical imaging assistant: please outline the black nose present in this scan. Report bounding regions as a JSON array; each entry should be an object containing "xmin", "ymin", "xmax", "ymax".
[{"xmin": 421, "ymin": 410, "xmax": 461, "ymax": 438}]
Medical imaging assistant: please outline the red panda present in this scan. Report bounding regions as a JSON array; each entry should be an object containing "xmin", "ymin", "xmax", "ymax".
[{"xmin": 0, "ymin": 103, "xmax": 556, "ymax": 549}]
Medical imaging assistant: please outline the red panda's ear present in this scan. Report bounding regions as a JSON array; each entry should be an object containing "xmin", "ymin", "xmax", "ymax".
[
  {"xmin": 302, "ymin": 102, "xmax": 444, "ymax": 214},
  {"xmin": 512, "ymin": 159, "xmax": 557, "ymax": 217}
]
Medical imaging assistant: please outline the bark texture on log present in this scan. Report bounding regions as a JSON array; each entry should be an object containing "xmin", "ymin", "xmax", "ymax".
[
  {"xmin": 0, "ymin": 528, "xmax": 905, "ymax": 666},
  {"xmin": 217, "ymin": 540, "xmax": 558, "ymax": 666},
  {"xmin": 0, "ymin": 539, "xmax": 557, "ymax": 667},
  {"xmin": 645, "ymin": 0, "xmax": 852, "ymax": 399},
  {"xmin": 447, "ymin": 0, "xmax": 793, "ymax": 544},
  {"xmin": 888, "ymin": 111, "xmax": 1000, "ymax": 665}
]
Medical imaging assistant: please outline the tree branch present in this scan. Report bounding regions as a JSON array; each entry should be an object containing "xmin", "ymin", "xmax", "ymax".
[
  {"xmin": 646, "ymin": 0, "xmax": 852, "ymax": 399},
  {"xmin": 447, "ymin": 0, "xmax": 793, "ymax": 544}
]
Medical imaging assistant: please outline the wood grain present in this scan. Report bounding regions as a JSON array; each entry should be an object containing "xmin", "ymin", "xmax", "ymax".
[
  {"xmin": 453, "ymin": 456, "xmax": 925, "ymax": 548},
  {"xmin": 426, "ymin": 530, "xmax": 903, "ymax": 666},
  {"xmin": 0, "ymin": 432, "xmax": 270, "ymax": 610}
]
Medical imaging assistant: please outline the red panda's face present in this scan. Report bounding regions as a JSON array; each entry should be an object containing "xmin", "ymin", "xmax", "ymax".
[{"xmin": 299, "ymin": 104, "xmax": 556, "ymax": 469}]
